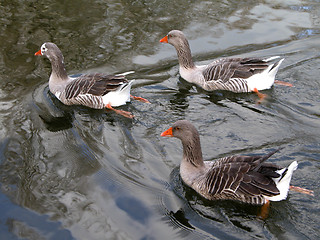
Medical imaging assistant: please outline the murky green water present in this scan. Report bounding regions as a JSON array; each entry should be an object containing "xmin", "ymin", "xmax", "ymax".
[{"xmin": 0, "ymin": 0, "xmax": 319, "ymax": 239}]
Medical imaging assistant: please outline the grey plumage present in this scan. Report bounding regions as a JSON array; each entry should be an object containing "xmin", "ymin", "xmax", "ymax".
[
  {"xmin": 161, "ymin": 30, "xmax": 284, "ymax": 93},
  {"xmin": 61, "ymin": 74, "xmax": 129, "ymax": 109},
  {"xmin": 161, "ymin": 120, "xmax": 297, "ymax": 205},
  {"xmin": 36, "ymin": 42, "xmax": 132, "ymax": 109}
]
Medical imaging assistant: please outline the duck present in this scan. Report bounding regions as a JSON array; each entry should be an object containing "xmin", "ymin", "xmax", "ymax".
[
  {"xmin": 160, "ymin": 30, "xmax": 291, "ymax": 99},
  {"xmin": 161, "ymin": 120, "xmax": 298, "ymax": 205},
  {"xmin": 35, "ymin": 42, "xmax": 149, "ymax": 118}
]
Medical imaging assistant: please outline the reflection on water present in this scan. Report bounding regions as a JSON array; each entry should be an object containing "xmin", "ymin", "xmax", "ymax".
[{"xmin": 0, "ymin": 0, "xmax": 319, "ymax": 239}]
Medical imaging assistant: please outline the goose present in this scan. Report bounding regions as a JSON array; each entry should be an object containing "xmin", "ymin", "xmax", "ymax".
[
  {"xmin": 35, "ymin": 42, "xmax": 149, "ymax": 118},
  {"xmin": 161, "ymin": 120, "xmax": 299, "ymax": 206},
  {"xmin": 160, "ymin": 30, "xmax": 291, "ymax": 99}
]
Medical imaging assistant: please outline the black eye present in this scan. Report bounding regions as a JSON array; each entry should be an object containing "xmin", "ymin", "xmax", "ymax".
[
  {"xmin": 168, "ymin": 34, "xmax": 172, "ymax": 38},
  {"xmin": 174, "ymin": 127, "xmax": 180, "ymax": 131}
]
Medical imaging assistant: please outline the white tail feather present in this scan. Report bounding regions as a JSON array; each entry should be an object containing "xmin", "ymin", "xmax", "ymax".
[
  {"xmin": 263, "ymin": 56, "xmax": 280, "ymax": 62},
  {"xmin": 102, "ymin": 80, "xmax": 134, "ymax": 107},
  {"xmin": 247, "ymin": 57, "xmax": 284, "ymax": 91},
  {"xmin": 116, "ymin": 71, "xmax": 135, "ymax": 76},
  {"xmin": 267, "ymin": 161, "xmax": 298, "ymax": 201},
  {"xmin": 268, "ymin": 58, "xmax": 284, "ymax": 80}
]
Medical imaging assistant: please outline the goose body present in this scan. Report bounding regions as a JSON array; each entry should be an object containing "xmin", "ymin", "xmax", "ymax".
[
  {"xmin": 161, "ymin": 120, "xmax": 297, "ymax": 205},
  {"xmin": 35, "ymin": 42, "xmax": 148, "ymax": 118},
  {"xmin": 160, "ymin": 30, "xmax": 284, "ymax": 93},
  {"xmin": 51, "ymin": 72, "xmax": 133, "ymax": 109}
]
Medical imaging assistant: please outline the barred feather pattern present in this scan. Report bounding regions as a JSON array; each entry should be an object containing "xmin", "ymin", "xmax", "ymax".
[
  {"xmin": 57, "ymin": 74, "xmax": 128, "ymax": 109},
  {"xmin": 164, "ymin": 30, "xmax": 281, "ymax": 93},
  {"xmin": 167, "ymin": 120, "xmax": 289, "ymax": 205},
  {"xmin": 194, "ymin": 151, "xmax": 282, "ymax": 205},
  {"xmin": 202, "ymin": 77, "xmax": 249, "ymax": 92},
  {"xmin": 201, "ymin": 58, "xmax": 271, "ymax": 92},
  {"xmin": 61, "ymin": 93, "xmax": 105, "ymax": 109},
  {"xmin": 38, "ymin": 42, "xmax": 132, "ymax": 109}
]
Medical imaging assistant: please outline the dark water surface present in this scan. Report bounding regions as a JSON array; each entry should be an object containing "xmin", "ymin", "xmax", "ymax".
[{"xmin": 0, "ymin": 1, "xmax": 319, "ymax": 239}]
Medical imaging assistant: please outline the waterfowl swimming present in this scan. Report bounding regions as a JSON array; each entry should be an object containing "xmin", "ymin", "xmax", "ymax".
[
  {"xmin": 160, "ymin": 30, "xmax": 291, "ymax": 98},
  {"xmin": 161, "ymin": 120, "xmax": 298, "ymax": 205},
  {"xmin": 35, "ymin": 42, "xmax": 149, "ymax": 118}
]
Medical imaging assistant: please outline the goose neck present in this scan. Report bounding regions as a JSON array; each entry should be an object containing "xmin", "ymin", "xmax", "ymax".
[
  {"xmin": 181, "ymin": 134, "xmax": 204, "ymax": 168},
  {"xmin": 175, "ymin": 40, "xmax": 195, "ymax": 69},
  {"xmin": 49, "ymin": 54, "xmax": 68, "ymax": 82}
]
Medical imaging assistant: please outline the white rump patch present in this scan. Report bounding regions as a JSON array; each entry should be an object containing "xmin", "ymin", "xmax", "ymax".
[
  {"xmin": 247, "ymin": 58, "xmax": 284, "ymax": 91},
  {"xmin": 102, "ymin": 80, "xmax": 134, "ymax": 107},
  {"xmin": 116, "ymin": 71, "xmax": 135, "ymax": 76},
  {"xmin": 267, "ymin": 161, "xmax": 298, "ymax": 202}
]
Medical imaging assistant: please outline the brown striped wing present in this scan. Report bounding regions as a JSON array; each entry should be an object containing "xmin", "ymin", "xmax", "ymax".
[
  {"xmin": 203, "ymin": 153, "xmax": 281, "ymax": 200},
  {"xmin": 64, "ymin": 73, "xmax": 128, "ymax": 99},
  {"xmin": 202, "ymin": 58, "xmax": 269, "ymax": 83}
]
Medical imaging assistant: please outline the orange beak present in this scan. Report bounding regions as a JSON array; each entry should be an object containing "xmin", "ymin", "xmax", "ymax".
[
  {"xmin": 34, "ymin": 49, "xmax": 42, "ymax": 56},
  {"xmin": 161, "ymin": 127, "xmax": 173, "ymax": 137},
  {"xmin": 159, "ymin": 35, "xmax": 168, "ymax": 43}
]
